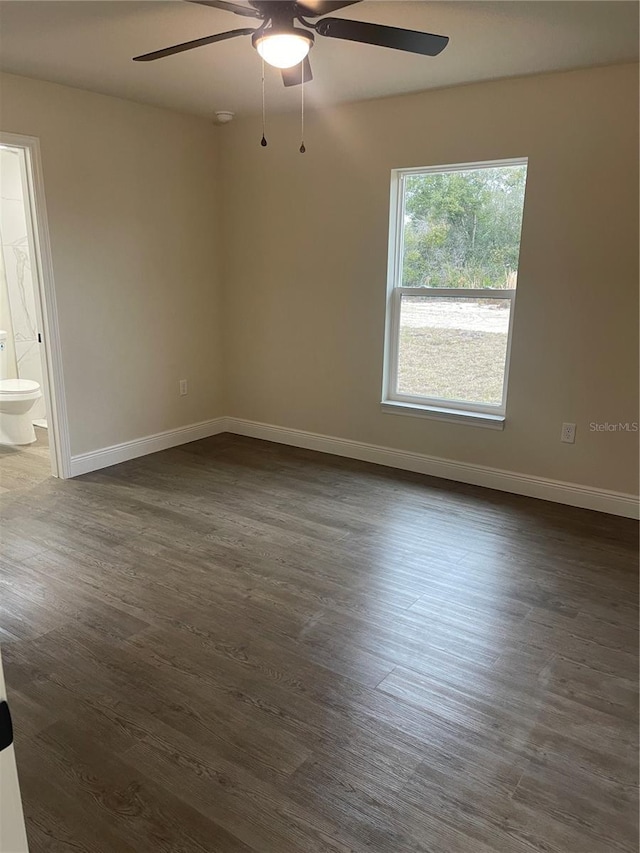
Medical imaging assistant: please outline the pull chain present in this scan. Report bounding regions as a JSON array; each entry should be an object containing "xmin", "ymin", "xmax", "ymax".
[
  {"xmin": 260, "ymin": 57, "xmax": 268, "ymax": 147},
  {"xmin": 299, "ymin": 61, "xmax": 306, "ymax": 154}
]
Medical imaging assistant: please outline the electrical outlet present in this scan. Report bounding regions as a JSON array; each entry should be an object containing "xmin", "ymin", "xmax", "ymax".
[
  {"xmin": 179, "ymin": 379, "xmax": 188, "ymax": 396},
  {"xmin": 561, "ymin": 422, "xmax": 576, "ymax": 444}
]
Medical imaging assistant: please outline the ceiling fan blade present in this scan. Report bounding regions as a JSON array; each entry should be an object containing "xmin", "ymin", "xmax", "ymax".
[
  {"xmin": 295, "ymin": 0, "xmax": 361, "ymax": 16},
  {"xmin": 281, "ymin": 56, "xmax": 313, "ymax": 87},
  {"xmin": 315, "ymin": 17, "xmax": 449, "ymax": 57},
  {"xmin": 133, "ymin": 27, "xmax": 255, "ymax": 61},
  {"xmin": 187, "ymin": 1, "xmax": 263, "ymax": 19}
]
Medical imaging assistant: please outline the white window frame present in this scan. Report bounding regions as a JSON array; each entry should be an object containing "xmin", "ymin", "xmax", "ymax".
[{"xmin": 382, "ymin": 158, "xmax": 527, "ymax": 430}]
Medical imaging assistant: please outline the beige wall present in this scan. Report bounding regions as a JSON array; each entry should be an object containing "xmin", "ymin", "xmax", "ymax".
[
  {"xmin": 0, "ymin": 65, "xmax": 637, "ymax": 497},
  {"xmin": 219, "ymin": 63, "xmax": 639, "ymax": 496},
  {"xmin": 0, "ymin": 72, "xmax": 223, "ymax": 455}
]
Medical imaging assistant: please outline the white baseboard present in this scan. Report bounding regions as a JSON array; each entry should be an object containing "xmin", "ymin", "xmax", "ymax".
[
  {"xmin": 68, "ymin": 415, "xmax": 639, "ymax": 519},
  {"xmin": 69, "ymin": 417, "xmax": 227, "ymax": 477},
  {"xmin": 225, "ymin": 417, "xmax": 640, "ymax": 519}
]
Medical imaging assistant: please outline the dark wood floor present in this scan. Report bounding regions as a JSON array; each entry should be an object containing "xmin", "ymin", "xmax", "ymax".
[
  {"xmin": 0, "ymin": 433, "xmax": 638, "ymax": 853},
  {"xmin": 0, "ymin": 425, "xmax": 51, "ymax": 497}
]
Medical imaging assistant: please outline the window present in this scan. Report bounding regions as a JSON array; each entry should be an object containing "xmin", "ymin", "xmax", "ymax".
[{"xmin": 383, "ymin": 159, "xmax": 528, "ymax": 428}]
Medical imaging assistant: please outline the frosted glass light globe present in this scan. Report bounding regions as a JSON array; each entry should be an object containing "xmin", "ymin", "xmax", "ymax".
[{"xmin": 256, "ymin": 33, "xmax": 311, "ymax": 69}]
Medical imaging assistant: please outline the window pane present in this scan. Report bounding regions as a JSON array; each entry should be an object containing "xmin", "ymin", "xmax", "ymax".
[
  {"xmin": 402, "ymin": 165, "xmax": 527, "ymax": 289},
  {"xmin": 397, "ymin": 295, "xmax": 511, "ymax": 407}
]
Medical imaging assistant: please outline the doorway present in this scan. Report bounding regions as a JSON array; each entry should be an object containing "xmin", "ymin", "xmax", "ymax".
[{"xmin": 0, "ymin": 132, "xmax": 69, "ymax": 484}]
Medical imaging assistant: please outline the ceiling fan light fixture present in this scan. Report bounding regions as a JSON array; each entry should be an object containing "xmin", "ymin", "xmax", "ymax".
[{"xmin": 254, "ymin": 30, "xmax": 314, "ymax": 69}]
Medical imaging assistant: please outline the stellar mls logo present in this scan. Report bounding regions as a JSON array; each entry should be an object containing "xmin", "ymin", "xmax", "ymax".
[{"xmin": 589, "ymin": 422, "xmax": 639, "ymax": 432}]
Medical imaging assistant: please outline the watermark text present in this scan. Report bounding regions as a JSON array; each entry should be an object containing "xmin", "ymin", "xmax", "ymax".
[{"xmin": 589, "ymin": 422, "xmax": 639, "ymax": 432}]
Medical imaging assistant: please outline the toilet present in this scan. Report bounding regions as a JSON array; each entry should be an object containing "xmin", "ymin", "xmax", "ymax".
[{"xmin": 0, "ymin": 330, "xmax": 42, "ymax": 446}]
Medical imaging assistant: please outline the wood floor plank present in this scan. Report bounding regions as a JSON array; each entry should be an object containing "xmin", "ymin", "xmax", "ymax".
[
  {"xmin": 25, "ymin": 721, "xmax": 254, "ymax": 853},
  {"xmin": 1, "ymin": 432, "xmax": 637, "ymax": 852}
]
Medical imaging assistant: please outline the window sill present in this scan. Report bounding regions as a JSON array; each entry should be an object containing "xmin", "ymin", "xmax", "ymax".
[{"xmin": 380, "ymin": 400, "xmax": 505, "ymax": 430}]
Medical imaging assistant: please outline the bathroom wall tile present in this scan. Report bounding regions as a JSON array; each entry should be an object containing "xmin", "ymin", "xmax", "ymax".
[
  {"xmin": 0, "ymin": 243, "xmax": 18, "ymax": 377},
  {"xmin": 16, "ymin": 339, "xmax": 44, "ymax": 385},
  {"xmin": 0, "ymin": 147, "xmax": 46, "ymax": 421},
  {"xmin": 0, "ymin": 149, "xmax": 25, "ymax": 202},
  {"xmin": 3, "ymin": 237, "xmax": 38, "ymax": 343},
  {"xmin": 15, "ymin": 334, "xmax": 43, "ymax": 383},
  {"xmin": 0, "ymin": 198, "xmax": 29, "ymax": 247}
]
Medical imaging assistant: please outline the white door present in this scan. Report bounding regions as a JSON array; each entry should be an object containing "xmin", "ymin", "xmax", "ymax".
[{"xmin": 0, "ymin": 648, "xmax": 29, "ymax": 853}]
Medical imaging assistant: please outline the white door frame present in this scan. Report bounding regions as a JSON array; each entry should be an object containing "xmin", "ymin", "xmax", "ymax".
[{"xmin": 0, "ymin": 131, "xmax": 71, "ymax": 478}]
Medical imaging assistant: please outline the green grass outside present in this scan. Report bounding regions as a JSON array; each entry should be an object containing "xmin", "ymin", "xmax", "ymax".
[{"xmin": 397, "ymin": 327, "xmax": 508, "ymax": 406}]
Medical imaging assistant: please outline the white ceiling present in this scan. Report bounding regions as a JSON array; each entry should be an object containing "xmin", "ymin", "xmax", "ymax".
[{"xmin": 0, "ymin": 1, "xmax": 637, "ymax": 118}]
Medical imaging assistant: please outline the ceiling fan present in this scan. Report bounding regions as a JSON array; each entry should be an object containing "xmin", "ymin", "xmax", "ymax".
[{"xmin": 133, "ymin": 1, "xmax": 449, "ymax": 87}]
